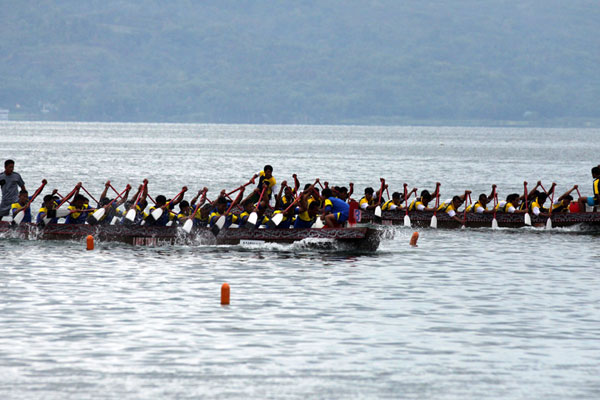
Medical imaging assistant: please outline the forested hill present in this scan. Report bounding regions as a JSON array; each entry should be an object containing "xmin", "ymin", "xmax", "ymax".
[{"xmin": 1, "ymin": 1, "xmax": 598, "ymax": 125}]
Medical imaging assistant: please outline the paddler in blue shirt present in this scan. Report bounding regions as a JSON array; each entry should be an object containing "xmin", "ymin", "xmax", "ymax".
[
  {"xmin": 65, "ymin": 194, "xmax": 93, "ymax": 224},
  {"xmin": 10, "ymin": 190, "xmax": 32, "ymax": 223},
  {"xmin": 37, "ymin": 193, "xmax": 59, "ymax": 225},
  {"xmin": 320, "ymin": 188, "xmax": 350, "ymax": 227},
  {"xmin": 577, "ymin": 166, "xmax": 600, "ymax": 212}
]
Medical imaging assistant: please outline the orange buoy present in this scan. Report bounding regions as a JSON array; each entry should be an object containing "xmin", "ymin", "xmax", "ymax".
[
  {"xmin": 221, "ymin": 283, "xmax": 230, "ymax": 305},
  {"xmin": 409, "ymin": 231, "xmax": 419, "ymax": 247},
  {"xmin": 86, "ymin": 235, "xmax": 94, "ymax": 250}
]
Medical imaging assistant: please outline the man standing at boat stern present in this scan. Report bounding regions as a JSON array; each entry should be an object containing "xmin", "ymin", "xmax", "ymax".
[{"xmin": 0, "ymin": 159, "xmax": 26, "ymax": 220}]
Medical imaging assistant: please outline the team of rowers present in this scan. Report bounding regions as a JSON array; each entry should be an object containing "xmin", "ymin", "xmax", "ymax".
[{"xmin": 3, "ymin": 161, "xmax": 600, "ymax": 229}]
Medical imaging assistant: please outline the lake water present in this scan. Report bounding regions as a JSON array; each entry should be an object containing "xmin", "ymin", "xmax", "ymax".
[{"xmin": 1, "ymin": 122, "xmax": 599, "ymax": 399}]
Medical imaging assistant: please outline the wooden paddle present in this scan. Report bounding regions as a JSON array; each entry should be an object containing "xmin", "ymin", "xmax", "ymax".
[
  {"xmin": 13, "ymin": 179, "xmax": 47, "ymax": 224},
  {"xmin": 125, "ymin": 180, "xmax": 148, "ymax": 222},
  {"xmin": 546, "ymin": 183, "xmax": 556, "ymax": 230},
  {"xmin": 492, "ymin": 192, "xmax": 499, "ymax": 229},
  {"xmin": 271, "ymin": 194, "xmax": 302, "ymax": 227},
  {"xmin": 247, "ymin": 185, "xmax": 267, "ymax": 228},
  {"xmin": 430, "ymin": 183, "xmax": 441, "ymax": 228},
  {"xmin": 80, "ymin": 185, "xmax": 100, "ymax": 206},
  {"xmin": 182, "ymin": 188, "xmax": 208, "ymax": 233},
  {"xmin": 403, "ymin": 183, "xmax": 411, "ymax": 227},
  {"xmin": 462, "ymin": 192, "xmax": 472, "ymax": 227},
  {"xmin": 50, "ymin": 182, "xmax": 82, "ymax": 220},
  {"xmin": 150, "ymin": 186, "xmax": 187, "ymax": 221},
  {"xmin": 374, "ymin": 178, "xmax": 385, "ymax": 220},
  {"xmin": 523, "ymin": 181, "xmax": 532, "ymax": 226}
]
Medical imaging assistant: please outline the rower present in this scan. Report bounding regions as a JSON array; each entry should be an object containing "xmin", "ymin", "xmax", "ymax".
[
  {"xmin": 121, "ymin": 184, "xmax": 148, "ymax": 225},
  {"xmin": 65, "ymin": 194, "xmax": 93, "ymax": 224},
  {"xmin": 320, "ymin": 188, "xmax": 350, "ymax": 228},
  {"xmin": 551, "ymin": 185, "xmax": 578, "ymax": 213},
  {"xmin": 176, "ymin": 201, "xmax": 191, "ymax": 224},
  {"xmin": 495, "ymin": 193, "xmax": 526, "ymax": 214},
  {"xmin": 236, "ymin": 200, "xmax": 255, "ymax": 227},
  {"xmin": 293, "ymin": 186, "xmax": 319, "ymax": 228},
  {"xmin": 437, "ymin": 191, "xmax": 471, "ymax": 225},
  {"xmin": 275, "ymin": 180, "xmax": 295, "ymax": 210},
  {"xmin": 10, "ymin": 190, "xmax": 31, "ymax": 223},
  {"xmin": 95, "ymin": 181, "xmax": 130, "ymax": 224},
  {"xmin": 408, "ymin": 185, "xmax": 440, "ymax": 212},
  {"xmin": 37, "ymin": 194, "xmax": 59, "ymax": 226},
  {"xmin": 577, "ymin": 166, "xmax": 600, "ymax": 212},
  {"xmin": 466, "ymin": 187, "xmax": 495, "ymax": 214},
  {"xmin": 249, "ymin": 165, "xmax": 277, "ymax": 209},
  {"xmin": 381, "ymin": 192, "xmax": 404, "ymax": 211},
  {"xmin": 208, "ymin": 196, "xmax": 240, "ymax": 228},
  {"xmin": 359, "ymin": 187, "xmax": 378, "ymax": 211}
]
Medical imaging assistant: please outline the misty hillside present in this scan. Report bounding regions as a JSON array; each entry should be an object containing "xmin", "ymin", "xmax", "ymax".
[{"xmin": 1, "ymin": 1, "xmax": 598, "ymax": 124}]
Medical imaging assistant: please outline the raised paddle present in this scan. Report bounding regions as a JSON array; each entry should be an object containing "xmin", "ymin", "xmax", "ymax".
[
  {"xmin": 182, "ymin": 188, "xmax": 207, "ymax": 233},
  {"xmin": 247, "ymin": 185, "xmax": 268, "ymax": 228},
  {"xmin": 212, "ymin": 188, "xmax": 245, "ymax": 236},
  {"xmin": 89, "ymin": 184, "xmax": 131, "ymax": 224},
  {"xmin": 125, "ymin": 180, "xmax": 148, "ymax": 222},
  {"xmin": 227, "ymin": 177, "xmax": 256, "ymax": 198},
  {"xmin": 403, "ymin": 184, "xmax": 411, "ymax": 227},
  {"xmin": 374, "ymin": 178, "xmax": 385, "ymax": 220},
  {"xmin": 13, "ymin": 179, "xmax": 47, "ymax": 224},
  {"xmin": 546, "ymin": 183, "xmax": 556, "ymax": 230},
  {"xmin": 150, "ymin": 186, "xmax": 187, "ymax": 221},
  {"xmin": 49, "ymin": 183, "xmax": 82, "ymax": 221},
  {"xmin": 523, "ymin": 181, "xmax": 532, "ymax": 226},
  {"xmin": 80, "ymin": 185, "xmax": 100, "ymax": 205},
  {"xmin": 492, "ymin": 192, "xmax": 499, "ymax": 229},
  {"xmin": 271, "ymin": 194, "xmax": 302, "ymax": 227},
  {"xmin": 430, "ymin": 183, "xmax": 441, "ymax": 228},
  {"xmin": 462, "ymin": 192, "xmax": 472, "ymax": 227}
]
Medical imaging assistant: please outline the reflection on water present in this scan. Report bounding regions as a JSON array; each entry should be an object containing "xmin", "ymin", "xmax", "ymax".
[{"xmin": 1, "ymin": 122, "xmax": 600, "ymax": 399}]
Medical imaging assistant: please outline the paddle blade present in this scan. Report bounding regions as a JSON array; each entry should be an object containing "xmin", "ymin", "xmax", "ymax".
[
  {"xmin": 125, "ymin": 209, "xmax": 136, "ymax": 222},
  {"xmin": 430, "ymin": 215, "xmax": 437, "ymax": 229},
  {"xmin": 374, "ymin": 206, "xmax": 382, "ymax": 218},
  {"xmin": 56, "ymin": 208, "xmax": 70, "ymax": 218},
  {"xmin": 492, "ymin": 217, "xmax": 499, "ymax": 229},
  {"xmin": 546, "ymin": 217, "xmax": 552, "ymax": 230},
  {"xmin": 247, "ymin": 212, "xmax": 258, "ymax": 227},
  {"xmin": 404, "ymin": 214, "xmax": 411, "ymax": 227},
  {"xmin": 524, "ymin": 213, "xmax": 532, "ymax": 226},
  {"xmin": 151, "ymin": 208, "xmax": 163, "ymax": 220},
  {"xmin": 313, "ymin": 218, "xmax": 325, "ymax": 229},
  {"xmin": 182, "ymin": 219, "xmax": 194, "ymax": 233},
  {"xmin": 271, "ymin": 213, "xmax": 284, "ymax": 227},
  {"xmin": 91, "ymin": 207, "xmax": 105, "ymax": 222},
  {"xmin": 110, "ymin": 216, "xmax": 119, "ymax": 225},
  {"xmin": 211, "ymin": 216, "xmax": 226, "ymax": 236},
  {"xmin": 13, "ymin": 211, "xmax": 24, "ymax": 225}
]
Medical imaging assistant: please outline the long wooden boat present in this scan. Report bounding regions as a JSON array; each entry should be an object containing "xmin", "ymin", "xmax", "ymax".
[
  {"xmin": 0, "ymin": 221, "xmax": 382, "ymax": 251},
  {"xmin": 356, "ymin": 209, "xmax": 600, "ymax": 229}
]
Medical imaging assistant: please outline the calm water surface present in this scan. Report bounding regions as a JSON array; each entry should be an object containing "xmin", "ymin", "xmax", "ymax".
[{"xmin": 1, "ymin": 122, "xmax": 600, "ymax": 399}]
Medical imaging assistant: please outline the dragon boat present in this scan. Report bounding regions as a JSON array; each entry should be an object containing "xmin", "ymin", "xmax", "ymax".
[
  {"xmin": 0, "ymin": 221, "xmax": 382, "ymax": 251},
  {"xmin": 357, "ymin": 209, "xmax": 600, "ymax": 229}
]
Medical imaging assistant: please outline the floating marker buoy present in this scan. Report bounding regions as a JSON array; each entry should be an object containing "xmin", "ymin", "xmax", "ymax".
[
  {"xmin": 410, "ymin": 231, "xmax": 419, "ymax": 247},
  {"xmin": 221, "ymin": 283, "xmax": 230, "ymax": 305},
  {"xmin": 86, "ymin": 235, "xmax": 94, "ymax": 250}
]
